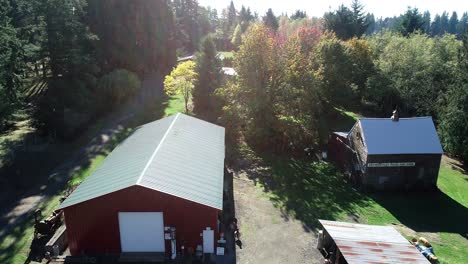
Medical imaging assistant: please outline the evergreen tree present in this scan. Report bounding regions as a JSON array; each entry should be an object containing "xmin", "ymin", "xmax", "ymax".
[
  {"xmin": 291, "ymin": 10, "xmax": 307, "ymax": 20},
  {"xmin": 263, "ymin": 8, "xmax": 279, "ymax": 31},
  {"xmin": 431, "ymin": 14, "xmax": 442, "ymax": 36},
  {"xmin": 365, "ymin": 13, "xmax": 376, "ymax": 35},
  {"xmin": 88, "ymin": 0, "xmax": 175, "ymax": 74},
  {"xmin": 351, "ymin": 0, "xmax": 368, "ymax": 37},
  {"xmin": 440, "ymin": 11, "xmax": 450, "ymax": 34},
  {"xmin": 0, "ymin": 0, "xmax": 20, "ymax": 102},
  {"xmin": 422, "ymin": 11, "xmax": 431, "ymax": 34},
  {"xmin": 0, "ymin": 0, "xmax": 21, "ymax": 126},
  {"xmin": 439, "ymin": 35, "xmax": 468, "ymax": 162},
  {"xmin": 193, "ymin": 36, "xmax": 222, "ymax": 121},
  {"xmin": 324, "ymin": 5, "xmax": 354, "ymax": 40},
  {"xmin": 449, "ymin": 11, "xmax": 459, "ymax": 35},
  {"xmin": 227, "ymin": 0, "xmax": 237, "ymax": 33},
  {"xmin": 399, "ymin": 7, "xmax": 424, "ymax": 36},
  {"xmin": 324, "ymin": 1, "xmax": 369, "ymax": 40},
  {"xmin": 458, "ymin": 12, "xmax": 468, "ymax": 38},
  {"xmin": 239, "ymin": 6, "xmax": 254, "ymax": 23},
  {"xmin": 172, "ymin": 0, "xmax": 201, "ymax": 54}
]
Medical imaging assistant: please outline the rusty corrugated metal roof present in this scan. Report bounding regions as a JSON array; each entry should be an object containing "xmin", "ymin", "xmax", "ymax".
[{"xmin": 319, "ymin": 220, "xmax": 430, "ymax": 264}]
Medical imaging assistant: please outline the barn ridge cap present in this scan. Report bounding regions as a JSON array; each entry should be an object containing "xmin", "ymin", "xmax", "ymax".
[
  {"xmin": 136, "ymin": 113, "xmax": 180, "ymax": 185},
  {"xmin": 358, "ymin": 116, "xmax": 433, "ymax": 120}
]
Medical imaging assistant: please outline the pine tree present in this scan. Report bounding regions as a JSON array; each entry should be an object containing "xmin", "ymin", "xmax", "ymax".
[
  {"xmin": 440, "ymin": 11, "xmax": 449, "ymax": 34},
  {"xmin": 263, "ymin": 8, "xmax": 279, "ymax": 31},
  {"xmin": 324, "ymin": 1, "xmax": 369, "ymax": 40},
  {"xmin": 0, "ymin": 0, "xmax": 20, "ymax": 108},
  {"xmin": 431, "ymin": 14, "xmax": 442, "ymax": 36},
  {"xmin": 193, "ymin": 36, "xmax": 222, "ymax": 121},
  {"xmin": 324, "ymin": 5, "xmax": 354, "ymax": 40},
  {"xmin": 173, "ymin": 0, "xmax": 201, "ymax": 54},
  {"xmin": 365, "ymin": 13, "xmax": 376, "ymax": 35},
  {"xmin": 291, "ymin": 10, "xmax": 307, "ymax": 20},
  {"xmin": 449, "ymin": 11, "xmax": 459, "ymax": 35},
  {"xmin": 457, "ymin": 12, "xmax": 468, "ymax": 38},
  {"xmin": 227, "ymin": 1, "xmax": 237, "ymax": 34},
  {"xmin": 399, "ymin": 7, "xmax": 424, "ymax": 36},
  {"xmin": 422, "ymin": 11, "xmax": 431, "ymax": 34},
  {"xmin": 351, "ymin": 0, "xmax": 368, "ymax": 37}
]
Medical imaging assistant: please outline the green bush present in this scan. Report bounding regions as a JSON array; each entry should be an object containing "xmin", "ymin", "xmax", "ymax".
[{"xmin": 97, "ymin": 69, "xmax": 140, "ymax": 110}]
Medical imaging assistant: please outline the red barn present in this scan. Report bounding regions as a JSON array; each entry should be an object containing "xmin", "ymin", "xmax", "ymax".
[{"xmin": 59, "ymin": 113, "xmax": 225, "ymax": 257}]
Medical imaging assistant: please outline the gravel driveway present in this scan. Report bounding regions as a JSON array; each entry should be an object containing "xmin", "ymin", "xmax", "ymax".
[{"xmin": 234, "ymin": 171, "xmax": 323, "ymax": 264}]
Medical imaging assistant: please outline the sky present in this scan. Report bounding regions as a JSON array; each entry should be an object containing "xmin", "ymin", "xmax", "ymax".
[{"xmin": 197, "ymin": 0, "xmax": 468, "ymax": 19}]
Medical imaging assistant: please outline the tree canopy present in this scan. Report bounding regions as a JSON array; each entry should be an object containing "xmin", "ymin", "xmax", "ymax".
[{"xmin": 164, "ymin": 61, "xmax": 197, "ymax": 113}]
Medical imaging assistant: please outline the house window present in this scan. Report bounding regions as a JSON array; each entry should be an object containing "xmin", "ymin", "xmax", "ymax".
[
  {"xmin": 379, "ymin": 176, "xmax": 389, "ymax": 184},
  {"xmin": 418, "ymin": 168, "xmax": 425, "ymax": 179}
]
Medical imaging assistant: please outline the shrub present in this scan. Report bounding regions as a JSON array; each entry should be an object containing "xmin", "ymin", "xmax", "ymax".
[{"xmin": 96, "ymin": 69, "xmax": 140, "ymax": 110}]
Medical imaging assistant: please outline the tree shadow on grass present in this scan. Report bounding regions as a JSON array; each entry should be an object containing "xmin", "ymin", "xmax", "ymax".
[
  {"xmin": 369, "ymin": 191, "xmax": 468, "ymax": 239},
  {"xmin": 242, "ymin": 153, "xmax": 374, "ymax": 232},
  {"xmin": 0, "ymin": 128, "xmax": 138, "ymax": 264}
]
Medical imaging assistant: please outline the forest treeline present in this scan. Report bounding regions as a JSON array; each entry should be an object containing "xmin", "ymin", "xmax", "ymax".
[
  {"xmin": 208, "ymin": 1, "xmax": 468, "ymax": 162},
  {"xmin": 0, "ymin": 0, "xmax": 467, "ymax": 162},
  {"xmin": 0, "ymin": 0, "xmax": 176, "ymax": 137}
]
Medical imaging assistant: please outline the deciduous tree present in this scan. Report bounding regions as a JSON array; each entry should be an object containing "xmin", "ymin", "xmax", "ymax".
[{"xmin": 164, "ymin": 61, "xmax": 197, "ymax": 113}]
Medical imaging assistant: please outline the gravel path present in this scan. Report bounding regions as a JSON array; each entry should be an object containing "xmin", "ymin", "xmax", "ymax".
[{"xmin": 234, "ymin": 171, "xmax": 323, "ymax": 264}]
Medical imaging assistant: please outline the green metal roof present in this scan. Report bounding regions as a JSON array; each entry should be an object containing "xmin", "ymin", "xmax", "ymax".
[{"xmin": 59, "ymin": 113, "xmax": 225, "ymax": 210}]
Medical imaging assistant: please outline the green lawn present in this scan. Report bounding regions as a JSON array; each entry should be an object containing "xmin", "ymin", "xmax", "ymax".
[
  {"xmin": 218, "ymin": 51, "xmax": 234, "ymax": 59},
  {"xmin": 164, "ymin": 94, "xmax": 189, "ymax": 116}
]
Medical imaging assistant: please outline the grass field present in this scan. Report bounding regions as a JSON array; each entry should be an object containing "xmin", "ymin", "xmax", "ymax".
[
  {"xmin": 0, "ymin": 94, "xmax": 186, "ymax": 264},
  {"xmin": 164, "ymin": 94, "xmax": 189, "ymax": 116},
  {"xmin": 218, "ymin": 51, "xmax": 234, "ymax": 59}
]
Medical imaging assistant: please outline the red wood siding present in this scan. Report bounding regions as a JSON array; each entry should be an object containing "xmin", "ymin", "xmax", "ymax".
[{"xmin": 64, "ymin": 185, "xmax": 219, "ymax": 256}]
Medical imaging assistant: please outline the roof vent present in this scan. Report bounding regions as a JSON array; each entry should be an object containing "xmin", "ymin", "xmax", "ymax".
[{"xmin": 391, "ymin": 108, "xmax": 399, "ymax": 122}]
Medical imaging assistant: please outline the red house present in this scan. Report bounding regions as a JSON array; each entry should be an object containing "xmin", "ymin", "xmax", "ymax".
[{"xmin": 59, "ymin": 113, "xmax": 225, "ymax": 257}]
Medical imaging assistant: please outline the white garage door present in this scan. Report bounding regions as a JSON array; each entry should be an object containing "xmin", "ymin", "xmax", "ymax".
[{"xmin": 118, "ymin": 212, "xmax": 165, "ymax": 252}]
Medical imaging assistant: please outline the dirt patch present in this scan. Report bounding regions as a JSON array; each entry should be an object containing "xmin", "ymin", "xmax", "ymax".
[
  {"xmin": 442, "ymin": 155, "xmax": 466, "ymax": 175},
  {"xmin": 234, "ymin": 171, "xmax": 322, "ymax": 264}
]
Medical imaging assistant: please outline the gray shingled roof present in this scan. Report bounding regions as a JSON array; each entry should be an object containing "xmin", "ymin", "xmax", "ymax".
[
  {"xmin": 59, "ymin": 113, "xmax": 225, "ymax": 210},
  {"xmin": 358, "ymin": 117, "xmax": 443, "ymax": 155}
]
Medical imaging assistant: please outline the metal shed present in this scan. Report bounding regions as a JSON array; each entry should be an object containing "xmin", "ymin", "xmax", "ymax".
[
  {"xmin": 318, "ymin": 220, "xmax": 430, "ymax": 264},
  {"xmin": 332, "ymin": 116, "xmax": 443, "ymax": 190},
  {"xmin": 59, "ymin": 113, "xmax": 225, "ymax": 257}
]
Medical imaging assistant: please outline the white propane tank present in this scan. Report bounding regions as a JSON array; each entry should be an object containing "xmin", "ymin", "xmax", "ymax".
[{"xmin": 316, "ymin": 230, "xmax": 324, "ymax": 250}]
